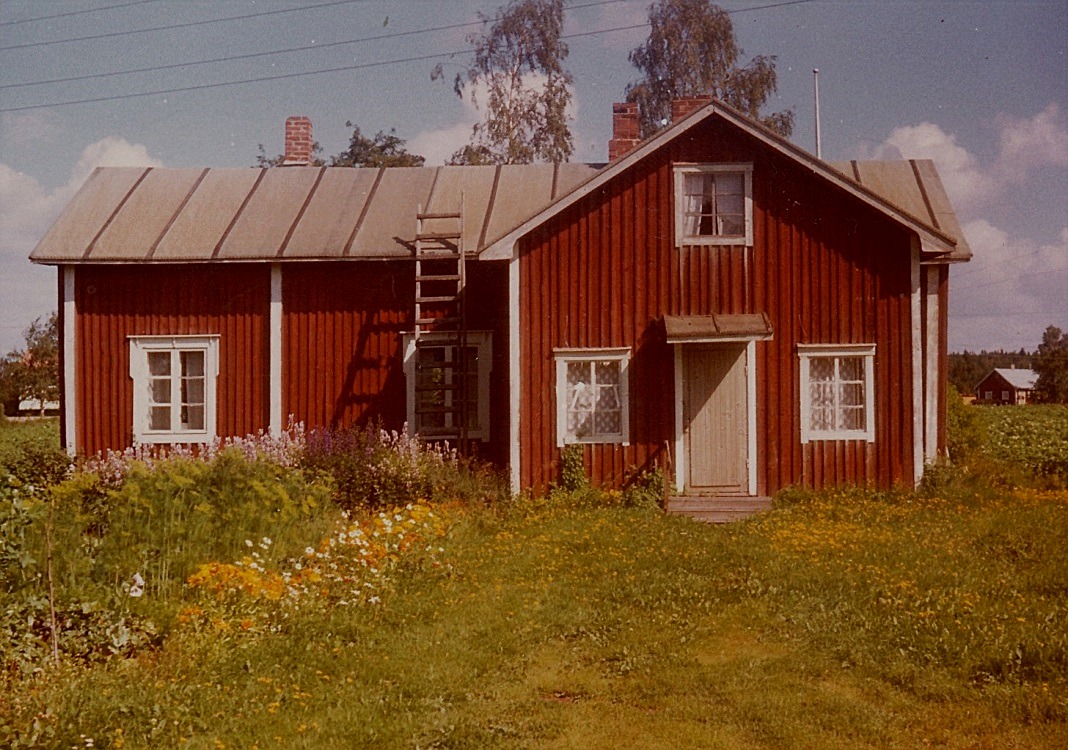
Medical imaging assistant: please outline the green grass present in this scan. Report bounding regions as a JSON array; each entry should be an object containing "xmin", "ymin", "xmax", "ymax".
[
  {"xmin": 3, "ymin": 415, "xmax": 1067, "ymax": 747},
  {"xmin": 5, "ymin": 488, "xmax": 1067, "ymax": 748}
]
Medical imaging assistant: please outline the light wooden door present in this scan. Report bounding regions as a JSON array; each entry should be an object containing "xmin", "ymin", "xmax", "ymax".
[{"xmin": 683, "ymin": 345, "xmax": 748, "ymax": 494}]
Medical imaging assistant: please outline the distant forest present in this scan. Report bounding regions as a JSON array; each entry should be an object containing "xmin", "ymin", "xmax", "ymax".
[{"xmin": 949, "ymin": 350, "xmax": 1034, "ymax": 396}]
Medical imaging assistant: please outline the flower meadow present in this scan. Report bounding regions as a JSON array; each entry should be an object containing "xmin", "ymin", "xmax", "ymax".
[{"xmin": 1, "ymin": 412, "xmax": 1067, "ymax": 747}]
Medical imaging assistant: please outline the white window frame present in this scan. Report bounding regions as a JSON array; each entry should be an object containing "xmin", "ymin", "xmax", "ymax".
[
  {"xmin": 554, "ymin": 348, "xmax": 631, "ymax": 447},
  {"xmin": 673, "ymin": 163, "xmax": 754, "ymax": 247},
  {"xmin": 129, "ymin": 335, "xmax": 219, "ymax": 444},
  {"xmin": 798, "ymin": 344, "xmax": 875, "ymax": 443},
  {"xmin": 402, "ymin": 331, "xmax": 492, "ymax": 442}
]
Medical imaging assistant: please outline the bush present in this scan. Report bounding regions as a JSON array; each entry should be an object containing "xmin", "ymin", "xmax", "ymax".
[
  {"xmin": 0, "ymin": 419, "xmax": 69, "ymax": 488},
  {"xmin": 946, "ymin": 386, "xmax": 986, "ymax": 467},
  {"xmin": 302, "ymin": 423, "xmax": 505, "ymax": 511},
  {"xmin": 45, "ymin": 448, "xmax": 335, "ymax": 614}
]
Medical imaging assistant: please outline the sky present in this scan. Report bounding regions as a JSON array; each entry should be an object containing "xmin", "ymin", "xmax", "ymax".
[{"xmin": 1, "ymin": 0, "xmax": 1065, "ymax": 355}]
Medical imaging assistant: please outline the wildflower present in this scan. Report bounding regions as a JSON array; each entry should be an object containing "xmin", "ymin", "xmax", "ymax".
[
  {"xmin": 245, "ymin": 540, "xmax": 253, "ymax": 548},
  {"xmin": 304, "ymin": 546, "xmax": 315, "ymax": 556},
  {"xmin": 129, "ymin": 572, "xmax": 145, "ymax": 598}
]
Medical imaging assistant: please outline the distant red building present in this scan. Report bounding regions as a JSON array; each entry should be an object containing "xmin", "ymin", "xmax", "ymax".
[{"xmin": 975, "ymin": 368, "xmax": 1039, "ymax": 405}]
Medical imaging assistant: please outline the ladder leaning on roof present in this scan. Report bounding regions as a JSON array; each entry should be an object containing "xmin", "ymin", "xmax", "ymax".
[{"xmin": 412, "ymin": 198, "xmax": 471, "ymax": 454}]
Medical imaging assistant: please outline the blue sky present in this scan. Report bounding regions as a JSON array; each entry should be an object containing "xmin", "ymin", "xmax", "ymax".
[{"xmin": 1, "ymin": 0, "xmax": 1065, "ymax": 354}]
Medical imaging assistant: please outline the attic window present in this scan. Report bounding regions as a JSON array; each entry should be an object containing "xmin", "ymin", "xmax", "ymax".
[
  {"xmin": 674, "ymin": 164, "xmax": 753, "ymax": 246},
  {"xmin": 129, "ymin": 336, "xmax": 219, "ymax": 444}
]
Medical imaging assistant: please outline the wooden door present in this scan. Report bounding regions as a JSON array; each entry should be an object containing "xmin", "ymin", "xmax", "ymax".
[{"xmin": 683, "ymin": 344, "xmax": 748, "ymax": 494}]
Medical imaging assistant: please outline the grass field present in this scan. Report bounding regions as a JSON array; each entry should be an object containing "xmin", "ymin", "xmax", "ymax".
[{"xmin": 2, "ymin": 412, "xmax": 1067, "ymax": 748}]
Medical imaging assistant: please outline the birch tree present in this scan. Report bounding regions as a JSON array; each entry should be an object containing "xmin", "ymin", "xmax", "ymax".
[
  {"xmin": 625, "ymin": 0, "xmax": 794, "ymax": 138},
  {"xmin": 436, "ymin": 0, "xmax": 573, "ymax": 164}
]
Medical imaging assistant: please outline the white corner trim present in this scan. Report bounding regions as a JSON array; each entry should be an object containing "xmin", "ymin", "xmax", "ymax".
[
  {"xmin": 62, "ymin": 266, "xmax": 76, "ymax": 456},
  {"xmin": 747, "ymin": 341, "xmax": 757, "ymax": 496},
  {"xmin": 910, "ymin": 239, "xmax": 925, "ymax": 484},
  {"xmin": 924, "ymin": 267, "xmax": 940, "ymax": 462},
  {"xmin": 673, "ymin": 345, "xmax": 685, "ymax": 491},
  {"xmin": 508, "ymin": 257, "xmax": 521, "ymax": 493},
  {"xmin": 269, "ymin": 263, "xmax": 282, "ymax": 435}
]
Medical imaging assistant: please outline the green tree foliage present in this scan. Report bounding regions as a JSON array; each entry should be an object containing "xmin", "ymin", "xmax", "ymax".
[
  {"xmin": 0, "ymin": 314, "xmax": 59, "ymax": 417},
  {"xmin": 625, "ymin": 0, "xmax": 794, "ymax": 138},
  {"xmin": 329, "ymin": 124, "xmax": 425, "ymax": 168},
  {"xmin": 1033, "ymin": 325, "xmax": 1068, "ymax": 404},
  {"xmin": 256, "ymin": 125, "xmax": 423, "ymax": 168},
  {"xmin": 435, "ymin": 0, "xmax": 573, "ymax": 164}
]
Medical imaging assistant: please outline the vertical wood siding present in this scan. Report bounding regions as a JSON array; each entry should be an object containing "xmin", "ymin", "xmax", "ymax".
[
  {"xmin": 519, "ymin": 117, "xmax": 916, "ymax": 493},
  {"xmin": 75, "ymin": 264, "xmax": 269, "ymax": 455},
  {"xmin": 281, "ymin": 262, "xmax": 510, "ymax": 462},
  {"xmin": 282, "ymin": 262, "xmax": 411, "ymax": 431}
]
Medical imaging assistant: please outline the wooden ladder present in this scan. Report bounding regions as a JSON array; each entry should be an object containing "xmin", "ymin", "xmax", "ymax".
[{"xmin": 413, "ymin": 203, "xmax": 470, "ymax": 452}]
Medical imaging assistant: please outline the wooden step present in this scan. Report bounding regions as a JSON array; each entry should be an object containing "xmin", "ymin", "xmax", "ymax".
[{"xmin": 665, "ymin": 496, "xmax": 772, "ymax": 524}]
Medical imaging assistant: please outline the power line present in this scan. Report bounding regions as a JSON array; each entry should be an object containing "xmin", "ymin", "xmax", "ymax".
[
  {"xmin": 0, "ymin": 0, "xmax": 816, "ymax": 113},
  {"xmin": 0, "ymin": 0, "xmax": 364, "ymax": 52},
  {"xmin": 0, "ymin": 49, "xmax": 473, "ymax": 113},
  {"xmin": 0, "ymin": 20, "xmax": 486, "ymax": 91},
  {"xmin": 0, "ymin": 0, "xmax": 627, "ymax": 90},
  {"xmin": 0, "ymin": 0, "xmax": 157, "ymax": 28}
]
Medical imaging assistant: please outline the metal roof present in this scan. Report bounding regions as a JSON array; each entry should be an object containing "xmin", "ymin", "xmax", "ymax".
[
  {"xmin": 30, "ymin": 163, "xmax": 600, "ymax": 264},
  {"xmin": 828, "ymin": 160, "xmax": 971, "ymax": 262},
  {"xmin": 31, "ymin": 104, "xmax": 970, "ymax": 266},
  {"xmin": 664, "ymin": 313, "xmax": 774, "ymax": 343}
]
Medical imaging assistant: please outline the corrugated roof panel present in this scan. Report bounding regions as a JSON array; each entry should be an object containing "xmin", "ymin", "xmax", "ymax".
[
  {"xmin": 90, "ymin": 168, "xmax": 205, "ymax": 260},
  {"xmin": 31, "ymin": 167, "xmax": 147, "ymax": 262},
  {"xmin": 555, "ymin": 163, "xmax": 602, "ymax": 198},
  {"xmin": 217, "ymin": 167, "xmax": 320, "ymax": 259},
  {"xmin": 425, "ymin": 166, "xmax": 497, "ymax": 252},
  {"xmin": 850, "ymin": 161, "xmax": 931, "ymax": 224},
  {"xmin": 153, "ymin": 169, "xmax": 261, "ymax": 260},
  {"xmin": 284, "ymin": 168, "xmax": 379, "ymax": 258},
  {"xmin": 911, "ymin": 159, "xmax": 972, "ymax": 260},
  {"xmin": 350, "ymin": 167, "xmax": 436, "ymax": 257},
  {"xmin": 483, "ymin": 164, "xmax": 555, "ymax": 247},
  {"xmin": 993, "ymin": 368, "xmax": 1039, "ymax": 390}
]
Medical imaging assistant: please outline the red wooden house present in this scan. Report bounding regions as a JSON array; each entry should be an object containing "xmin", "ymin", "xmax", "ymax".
[
  {"xmin": 32, "ymin": 100, "xmax": 971, "ymax": 502},
  {"xmin": 974, "ymin": 368, "xmax": 1038, "ymax": 405}
]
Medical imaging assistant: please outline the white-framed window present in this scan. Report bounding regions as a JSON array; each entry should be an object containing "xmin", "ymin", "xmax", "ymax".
[
  {"xmin": 1001, "ymin": 390, "xmax": 1009, "ymax": 401},
  {"xmin": 403, "ymin": 331, "xmax": 492, "ymax": 442},
  {"xmin": 984, "ymin": 390, "xmax": 992, "ymax": 401},
  {"xmin": 129, "ymin": 335, "xmax": 219, "ymax": 444},
  {"xmin": 674, "ymin": 163, "xmax": 753, "ymax": 246},
  {"xmin": 798, "ymin": 344, "xmax": 875, "ymax": 443},
  {"xmin": 554, "ymin": 348, "xmax": 630, "ymax": 446}
]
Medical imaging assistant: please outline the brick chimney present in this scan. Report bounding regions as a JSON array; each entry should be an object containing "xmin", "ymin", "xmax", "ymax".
[
  {"xmin": 671, "ymin": 95, "xmax": 712, "ymax": 122},
  {"xmin": 283, "ymin": 116, "xmax": 312, "ymax": 166},
  {"xmin": 608, "ymin": 102, "xmax": 640, "ymax": 161}
]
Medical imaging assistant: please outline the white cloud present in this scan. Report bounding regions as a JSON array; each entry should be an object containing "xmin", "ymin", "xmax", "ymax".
[
  {"xmin": 861, "ymin": 121, "xmax": 996, "ymax": 212},
  {"xmin": 0, "ymin": 138, "xmax": 162, "ymax": 352},
  {"xmin": 862, "ymin": 105, "xmax": 1068, "ymax": 351},
  {"xmin": 409, "ymin": 75, "xmax": 579, "ymax": 166},
  {"xmin": 408, "ymin": 95, "xmax": 480, "ymax": 166},
  {"xmin": 994, "ymin": 103, "xmax": 1068, "ymax": 183},
  {"xmin": 949, "ymin": 220, "xmax": 1068, "ymax": 351}
]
